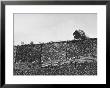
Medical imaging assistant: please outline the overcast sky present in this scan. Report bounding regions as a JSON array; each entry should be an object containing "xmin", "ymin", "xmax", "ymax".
[{"xmin": 14, "ymin": 13, "xmax": 97, "ymax": 45}]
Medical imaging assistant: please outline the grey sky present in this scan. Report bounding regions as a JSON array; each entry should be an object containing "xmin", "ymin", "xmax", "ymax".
[{"xmin": 14, "ymin": 13, "xmax": 97, "ymax": 45}]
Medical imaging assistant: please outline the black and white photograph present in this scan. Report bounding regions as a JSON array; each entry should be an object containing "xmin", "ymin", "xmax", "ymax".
[
  {"xmin": 1, "ymin": 1, "xmax": 107, "ymax": 85},
  {"xmin": 13, "ymin": 13, "xmax": 97, "ymax": 75}
]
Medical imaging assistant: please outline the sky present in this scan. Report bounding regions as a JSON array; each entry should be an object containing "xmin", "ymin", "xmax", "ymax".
[{"xmin": 14, "ymin": 13, "xmax": 97, "ymax": 45}]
